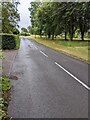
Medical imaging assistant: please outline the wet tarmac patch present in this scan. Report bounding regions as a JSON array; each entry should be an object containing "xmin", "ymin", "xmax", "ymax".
[
  {"xmin": 28, "ymin": 45, "xmax": 31, "ymax": 48},
  {"xmin": 9, "ymin": 75, "xmax": 18, "ymax": 80}
]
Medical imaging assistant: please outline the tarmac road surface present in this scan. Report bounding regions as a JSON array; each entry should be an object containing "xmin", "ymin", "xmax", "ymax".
[{"xmin": 8, "ymin": 36, "xmax": 89, "ymax": 118}]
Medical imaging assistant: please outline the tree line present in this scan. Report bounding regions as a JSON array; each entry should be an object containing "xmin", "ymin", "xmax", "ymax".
[{"xmin": 28, "ymin": 2, "xmax": 90, "ymax": 41}]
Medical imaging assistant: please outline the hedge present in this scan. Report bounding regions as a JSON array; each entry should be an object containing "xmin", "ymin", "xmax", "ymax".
[
  {"xmin": 1, "ymin": 34, "xmax": 16, "ymax": 50},
  {"xmin": 15, "ymin": 34, "xmax": 20, "ymax": 49}
]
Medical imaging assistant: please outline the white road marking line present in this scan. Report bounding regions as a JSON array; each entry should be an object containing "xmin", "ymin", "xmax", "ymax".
[
  {"xmin": 55, "ymin": 62, "xmax": 90, "ymax": 91},
  {"xmin": 29, "ymin": 43, "xmax": 38, "ymax": 49},
  {"xmin": 40, "ymin": 51, "xmax": 48, "ymax": 57},
  {"xmin": 30, "ymin": 43, "xmax": 33, "ymax": 46},
  {"xmin": 35, "ymin": 46, "xmax": 38, "ymax": 49}
]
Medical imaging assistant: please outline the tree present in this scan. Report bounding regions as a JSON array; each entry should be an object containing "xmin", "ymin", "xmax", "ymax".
[
  {"xmin": 77, "ymin": 2, "xmax": 90, "ymax": 40},
  {"xmin": 21, "ymin": 27, "xmax": 28, "ymax": 33},
  {"xmin": 29, "ymin": 2, "xmax": 90, "ymax": 41},
  {"xmin": 2, "ymin": 2, "xmax": 20, "ymax": 33},
  {"xmin": 28, "ymin": 2, "xmax": 41, "ymax": 36}
]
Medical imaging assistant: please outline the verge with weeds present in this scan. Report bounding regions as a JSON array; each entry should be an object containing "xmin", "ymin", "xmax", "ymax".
[
  {"xmin": 0, "ymin": 50, "xmax": 11, "ymax": 120},
  {"xmin": 0, "ymin": 76, "xmax": 11, "ymax": 120}
]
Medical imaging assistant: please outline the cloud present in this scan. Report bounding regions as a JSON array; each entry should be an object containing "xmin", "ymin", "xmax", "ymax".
[{"xmin": 18, "ymin": 0, "xmax": 32, "ymax": 29}]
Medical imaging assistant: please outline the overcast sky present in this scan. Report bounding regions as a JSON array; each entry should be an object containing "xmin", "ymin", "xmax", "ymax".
[{"xmin": 18, "ymin": 0, "xmax": 32, "ymax": 30}]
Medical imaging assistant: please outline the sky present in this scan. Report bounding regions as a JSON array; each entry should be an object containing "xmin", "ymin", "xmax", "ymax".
[{"xmin": 18, "ymin": 0, "xmax": 32, "ymax": 30}]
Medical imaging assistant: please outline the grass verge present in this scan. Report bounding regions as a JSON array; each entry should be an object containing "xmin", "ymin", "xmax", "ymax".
[
  {"xmin": 0, "ymin": 50, "xmax": 11, "ymax": 120},
  {"xmin": 28, "ymin": 35, "xmax": 89, "ymax": 63},
  {"xmin": 0, "ymin": 76, "xmax": 11, "ymax": 120}
]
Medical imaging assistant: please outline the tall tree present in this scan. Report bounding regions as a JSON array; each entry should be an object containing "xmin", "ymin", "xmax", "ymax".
[
  {"xmin": 29, "ymin": 2, "xmax": 90, "ymax": 41},
  {"xmin": 77, "ymin": 2, "xmax": 90, "ymax": 40},
  {"xmin": 2, "ymin": 1, "xmax": 20, "ymax": 33}
]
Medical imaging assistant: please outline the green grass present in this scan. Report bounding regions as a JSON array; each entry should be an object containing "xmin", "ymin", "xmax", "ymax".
[
  {"xmin": 0, "ymin": 50, "xmax": 4, "ymax": 59},
  {"xmin": 15, "ymin": 34, "xmax": 20, "ymax": 49},
  {"xmin": 0, "ymin": 76, "xmax": 11, "ymax": 120},
  {"xmin": 57, "ymin": 40, "xmax": 88, "ymax": 47},
  {"xmin": 0, "ymin": 109, "xmax": 6, "ymax": 120},
  {"xmin": 28, "ymin": 35, "xmax": 89, "ymax": 62},
  {"xmin": 0, "ymin": 76, "xmax": 11, "ymax": 91}
]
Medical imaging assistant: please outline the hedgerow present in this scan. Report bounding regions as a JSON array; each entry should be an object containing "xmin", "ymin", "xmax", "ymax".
[{"xmin": 2, "ymin": 34, "xmax": 16, "ymax": 50}]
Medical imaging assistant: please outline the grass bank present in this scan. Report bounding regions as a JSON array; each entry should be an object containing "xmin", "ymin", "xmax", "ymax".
[{"xmin": 28, "ymin": 35, "xmax": 89, "ymax": 63}]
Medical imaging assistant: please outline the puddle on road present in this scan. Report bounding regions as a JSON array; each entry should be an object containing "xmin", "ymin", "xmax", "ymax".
[{"xmin": 9, "ymin": 75, "xmax": 18, "ymax": 80}]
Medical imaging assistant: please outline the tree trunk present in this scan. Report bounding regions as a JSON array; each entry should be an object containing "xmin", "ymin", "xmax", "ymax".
[
  {"xmin": 65, "ymin": 31, "xmax": 67, "ymax": 40},
  {"xmin": 55, "ymin": 35, "xmax": 57, "ymax": 39},
  {"xmin": 69, "ymin": 30, "xmax": 73, "ymax": 41},
  {"xmin": 70, "ymin": 34, "xmax": 73, "ymax": 41},
  {"xmin": 48, "ymin": 32, "xmax": 51, "ymax": 39},
  {"xmin": 40, "ymin": 29, "xmax": 42, "ymax": 38},
  {"xmin": 52, "ymin": 32, "xmax": 54, "ymax": 40},
  {"xmin": 69, "ymin": 25, "xmax": 74, "ymax": 41},
  {"xmin": 81, "ymin": 31, "xmax": 84, "ymax": 41},
  {"xmin": 79, "ymin": 19, "xmax": 85, "ymax": 41}
]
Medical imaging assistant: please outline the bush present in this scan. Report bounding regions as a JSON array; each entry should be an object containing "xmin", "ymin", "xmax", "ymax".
[
  {"xmin": 2, "ymin": 34, "xmax": 16, "ymax": 50},
  {"xmin": 21, "ymin": 32, "xmax": 30, "ymax": 36}
]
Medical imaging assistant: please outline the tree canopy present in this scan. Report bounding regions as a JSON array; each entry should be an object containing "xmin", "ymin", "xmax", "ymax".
[
  {"xmin": 29, "ymin": 2, "xmax": 90, "ymax": 40},
  {"xmin": 2, "ymin": 1, "xmax": 20, "ymax": 34}
]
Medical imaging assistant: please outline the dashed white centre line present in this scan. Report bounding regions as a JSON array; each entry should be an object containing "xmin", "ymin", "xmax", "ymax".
[
  {"xmin": 40, "ymin": 51, "xmax": 48, "ymax": 57},
  {"xmin": 55, "ymin": 62, "xmax": 90, "ymax": 91},
  {"xmin": 35, "ymin": 46, "xmax": 38, "ymax": 49},
  {"xmin": 30, "ymin": 43, "xmax": 33, "ymax": 46}
]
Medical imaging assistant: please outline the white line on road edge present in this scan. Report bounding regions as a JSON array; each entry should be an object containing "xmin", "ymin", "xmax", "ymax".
[
  {"xmin": 40, "ymin": 51, "xmax": 48, "ymax": 57},
  {"xmin": 55, "ymin": 62, "xmax": 90, "ymax": 91}
]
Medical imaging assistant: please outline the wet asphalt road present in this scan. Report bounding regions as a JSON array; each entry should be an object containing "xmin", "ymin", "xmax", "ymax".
[{"xmin": 8, "ymin": 37, "xmax": 89, "ymax": 118}]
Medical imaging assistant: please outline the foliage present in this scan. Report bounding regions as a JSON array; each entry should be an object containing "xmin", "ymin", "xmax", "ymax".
[
  {"xmin": 0, "ymin": 50, "xmax": 4, "ymax": 59},
  {"xmin": 2, "ymin": 34, "xmax": 16, "ymax": 50},
  {"xmin": 21, "ymin": 27, "xmax": 31, "ymax": 36},
  {"xmin": 0, "ymin": 77, "xmax": 11, "ymax": 92},
  {"xmin": 21, "ymin": 32, "xmax": 30, "ymax": 36},
  {"xmin": 2, "ymin": 2, "xmax": 20, "ymax": 34},
  {"xmin": 0, "ymin": 76, "xmax": 11, "ymax": 120},
  {"xmin": 0, "ymin": 98, "xmax": 5, "ymax": 109},
  {"xmin": 13, "ymin": 28, "xmax": 20, "ymax": 35},
  {"xmin": 0, "ymin": 109, "xmax": 6, "ymax": 120},
  {"xmin": 28, "ymin": 2, "xmax": 90, "ymax": 41},
  {"xmin": 21, "ymin": 27, "xmax": 28, "ymax": 33},
  {"xmin": 15, "ymin": 34, "xmax": 20, "ymax": 49}
]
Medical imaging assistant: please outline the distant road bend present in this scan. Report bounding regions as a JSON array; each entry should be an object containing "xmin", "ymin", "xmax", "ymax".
[{"xmin": 8, "ymin": 36, "xmax": 89, "ymax": 118}]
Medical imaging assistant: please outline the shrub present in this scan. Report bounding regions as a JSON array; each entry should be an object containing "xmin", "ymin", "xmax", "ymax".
[
  {"xmin": 2, "ymin": 34, "xmax": 16, "ymax": 50},
  {"xmin": 21, "ymin": 32, "xmax": 30, "ymax": 36}
]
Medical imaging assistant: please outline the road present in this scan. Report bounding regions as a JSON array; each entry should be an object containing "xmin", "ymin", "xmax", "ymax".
[{"xmin": 8, "ymin": 37, "xmax": 89, "ymax": 118}]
